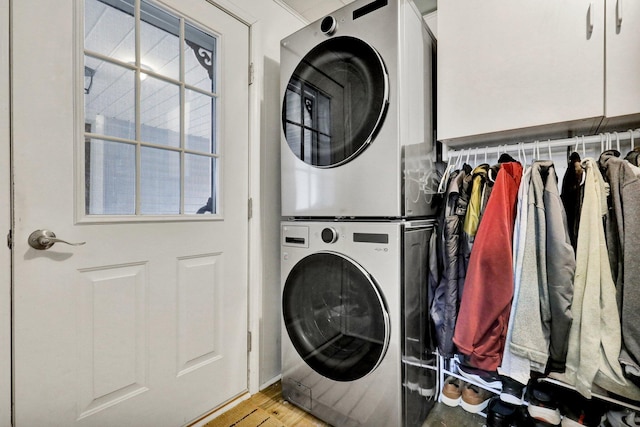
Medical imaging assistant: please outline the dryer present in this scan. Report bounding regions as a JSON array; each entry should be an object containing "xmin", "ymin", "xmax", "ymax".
[
  {"xmin": 280, "ymin": 0, "xmax": 437, "ymax": 218},
  {"xmin": 281, "ymin": 220, "xmax": 437, "ymax": 427}
]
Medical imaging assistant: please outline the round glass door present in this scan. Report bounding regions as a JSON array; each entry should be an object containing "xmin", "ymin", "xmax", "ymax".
[
  {"xmin": 282, "ymin": 252, "xmax": 390, "ymax": 382},
  {"xmin": 282, "ymin": 36, "xmax": 389, "ymax": 168}
]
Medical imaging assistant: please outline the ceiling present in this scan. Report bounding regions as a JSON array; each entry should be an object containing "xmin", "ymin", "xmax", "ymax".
[{"xmin": 280, "ymin": 0, "xmax": 437, "ymax": 23}]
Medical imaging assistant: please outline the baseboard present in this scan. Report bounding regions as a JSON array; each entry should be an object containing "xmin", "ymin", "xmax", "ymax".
[
  {"xmin": 260, "ymin": 374, "xmax": 282, "ymax": 391},
  {"xmin": 186, "ymin": 392, "xmax": 252, "ymax": 427}
]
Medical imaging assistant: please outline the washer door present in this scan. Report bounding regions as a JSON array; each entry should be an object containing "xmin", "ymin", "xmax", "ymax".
[
  {"xmin": 282, "ymin": 36, "xmax": 389, "ymax": 168},
  {"xmin": 283, "ymin": 252, "xmax": 390, "ymax": 382}
]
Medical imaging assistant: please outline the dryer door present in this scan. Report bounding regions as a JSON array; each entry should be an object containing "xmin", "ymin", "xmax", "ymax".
[
  {"xmin": 282, "ymin": 36, "xmax": 389, "ymax": 168},
  {"xmin": 283, "ymin": 251, "xmax": 390, "ymax": 382}
]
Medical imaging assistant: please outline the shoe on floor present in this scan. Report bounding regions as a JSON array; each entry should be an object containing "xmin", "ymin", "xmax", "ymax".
[
  {"xmin": 604, "ymin": 409, "xmax": 640, "ymax": 427},
  {"xmin": 418, "ymin": 369, "xmax": 436, "ymax": 398},
  {"xmin": 441, "ymin": 376, "xmax": 463, "ymax": 407},
  {"xmin": 457, "ymin": 363, "xmax": 502, "ymax": 389},
  {"xmin": 405, "ymin": 365, "xmax": 420, "ymax": 392},
  {"xmin": 460, "ymin": 382, "xmax": 493, "ymax": 414},
  {"xmin": 499, "ymin": 375, "xmax": 525, "ymax": 405},
  {"xmin": 525, "ymin": 380, "xmax": 561, "ymax": 425},
  {"xmin": 486, "ymin": 396, "xmax": 518, "ymax": 427}
]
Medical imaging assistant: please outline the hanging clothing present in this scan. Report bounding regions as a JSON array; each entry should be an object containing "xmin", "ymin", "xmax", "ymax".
[
  {"xmin": 564, "ymin": 158, "xmax": 627, "ymax": 399},
  {"xmin": 462, "ymin": 163, "xmax": 491, "ymax": 245},
  {"xmin": 508, "ymin": 161, "xmax": 575, "ymax": 374},
  {"xmin": 625, "ymin": 148, "xmax": 640, "ymax": 167},
  {"xmin": 452, "ymin": 162, "xmax": 523, "ymax": 371},
  {"xmin": 430, "ymin": 165, "xmax": 472, "ymax": 356},
  {"xmin": 598, "ymin": 150, "xmax": 640, "ymax": 382},
  {"xmin": 498, "ymin": 165, "xmax": 532, "ymax": 386},
  {"xmin": 560, "ymin": 152, "xmax": 584, "ymax": 252}
]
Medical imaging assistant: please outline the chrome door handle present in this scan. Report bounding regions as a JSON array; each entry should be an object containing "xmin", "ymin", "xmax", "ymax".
[{"xmin": 28, "ymin": 229, "xmax": 86, "ymax": 250}]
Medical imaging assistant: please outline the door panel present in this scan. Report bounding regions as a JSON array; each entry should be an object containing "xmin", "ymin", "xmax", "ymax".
[{"xmin": 11, "ymin": 0, "xmax": 249, "ymax": 425}]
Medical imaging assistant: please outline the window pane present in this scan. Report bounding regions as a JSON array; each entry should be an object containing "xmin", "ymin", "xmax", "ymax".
[
  {"xmin": 86, "ymin": 139, "xmax": 136, "ymax": 215},
  {"xmin": 140, "ymin": 147, "xmax": 180, "ymax": 214},
  {"xmin": 85, "ymin": 0, "xmax": 135, "ymax": 61},
  {"xmin": 85, "ymin": 59, "xmax": 135, "ymax": 140},
  {"xmin": 185, "ymin": 154, "xmax": 214, "ymax": 214},
  {"xmin": 185, "ymin": 89, "xmax": 215, "ymax": 153},
  {"xmin": 140, "ymin": 76, "xmax": 180, "ymax": 147},
  {"xmin": 140, "ymin": 0, "xmax": 179, "ymax": 80},
  {"xmin": 185, "ymin": 24, "xmax": 216, "ymax": 93}
]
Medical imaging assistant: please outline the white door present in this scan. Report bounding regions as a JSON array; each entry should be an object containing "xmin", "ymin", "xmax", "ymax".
[{"xmin": 11, "ymin": 0, "xmax": 249, "ymax": 425}]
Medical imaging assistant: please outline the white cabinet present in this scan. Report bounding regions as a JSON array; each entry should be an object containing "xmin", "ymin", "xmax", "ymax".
[
  {"xmin": 437, "ymin": 0, "xmax": 639, "ymax": 144},
  {"xmin": 605, "ymin": 0, "xmax": 640, "ymax": 119}
]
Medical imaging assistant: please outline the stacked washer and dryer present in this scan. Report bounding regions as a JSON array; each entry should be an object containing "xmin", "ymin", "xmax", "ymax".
[{"xmin": 279, "ymin": 0, "xmax": 438, "ymax": 425}]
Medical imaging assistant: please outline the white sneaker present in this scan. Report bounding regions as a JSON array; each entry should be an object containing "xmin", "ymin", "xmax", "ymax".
[{"xmin": 605, "ymin": 410, "xmax": 640, "ymax": 427}]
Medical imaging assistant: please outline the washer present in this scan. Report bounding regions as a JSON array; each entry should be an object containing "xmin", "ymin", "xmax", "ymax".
[
  {"xmin": 280, "ymin": 0, "xmax": 437, "ymax": 218},
  {"xmin": 281, "ymin": 220, "xmax": 436, "ymax": 427}
]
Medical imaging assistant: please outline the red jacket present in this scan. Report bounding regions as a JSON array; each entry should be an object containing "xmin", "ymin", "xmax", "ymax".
[{"xmin": 452, "ymin": 161, "xmax": 523, "ymax": 371}]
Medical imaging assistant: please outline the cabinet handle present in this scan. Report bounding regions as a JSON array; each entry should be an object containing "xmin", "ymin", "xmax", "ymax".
[
  {"xmin": 587, "ymin": 2, "xmax": 595, "ymax": 35},
  {"xmin": 616, "ymin": 0, "xmax": 623, "ymax": 28}
]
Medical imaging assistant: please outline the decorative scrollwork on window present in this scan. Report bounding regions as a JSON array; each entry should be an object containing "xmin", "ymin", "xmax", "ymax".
[{"xmin": 185, "ymin": 39, "xmax": 213, "ymax": 81}]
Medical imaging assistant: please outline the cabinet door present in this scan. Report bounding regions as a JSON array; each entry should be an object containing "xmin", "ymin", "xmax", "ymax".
[
  {"xmin": 606, "ymin": 0, "xmax": 640, "ymax": 118},
  {"xmin": 438, "ymin": 0, "xmax": 604, "ymax": 142}
]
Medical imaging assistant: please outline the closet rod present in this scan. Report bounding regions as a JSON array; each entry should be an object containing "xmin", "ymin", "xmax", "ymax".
[{"xmin": 443, "ymin": 128, "xmax": 640, "ymax": 161}]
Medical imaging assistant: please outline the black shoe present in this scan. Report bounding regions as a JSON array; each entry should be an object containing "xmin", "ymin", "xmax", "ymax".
[
  {"xmin": 525, "ymin": 380, "xmax": 560, "ymax": 426},
  {"xmin": 457, "ymin": 363, "xmax": 502, "ymax": 389},
  {"xmin": 557, "ymin": 388, "xmax": 605, "ymax": 426},
  {"xmin": 513, "ymin": 405, "xmax": 558, "ymax": 427},
  {"xmin": 500, "ymin": 375, "xmax": 525, "ymax": 405},
  {"xmin": 487, "ymin": 396, "xmax": 517, "ymax": 427}
]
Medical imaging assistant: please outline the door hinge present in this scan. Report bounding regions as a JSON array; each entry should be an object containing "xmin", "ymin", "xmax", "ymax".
[
  {"xmin": 6, "ymin": 230, "xmax": 12, "ymax": 249},
  {"xmin": 248, "ymin": 197, "xmax": 253, "ymax": 220},
  {"xmin": 247, "ymin": 331, "xmax": 252, "ymax": 353},
  {"xmin": 248, "ymin": 62, "xmax": 254, "ymax": 85}
]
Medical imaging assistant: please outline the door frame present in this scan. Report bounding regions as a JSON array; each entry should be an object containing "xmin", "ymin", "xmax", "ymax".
[
  {"xmin": 1, "ymin": 0, "xmax": 11, "ymax": 425},
  {"xmin": 5, "ymin": 0, "xmax": 262, "ymax": 424},
  {"xmin": 205, "ymin": 0, "xmax": 263, "ymax": 396}
]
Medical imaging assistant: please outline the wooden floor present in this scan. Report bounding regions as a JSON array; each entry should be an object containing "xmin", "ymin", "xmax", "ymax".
[
  {"xmin": 202, "ymin": 381, "xmax": 486, "ymax": 427},
  {"xmin": 205, "ymin": 381, "xmax": 331, "ymax": 427}
]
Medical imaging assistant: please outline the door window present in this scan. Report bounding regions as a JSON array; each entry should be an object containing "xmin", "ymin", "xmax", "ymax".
[
  {"xmin": 282, "ymin": 252, "xmax": 390, "ymax": 381},
  {"xmin": 84, "ymin": 0, "xmax": 218, "ymax": 216},
  {"xmin": 282, "ymin": 36, "xmax": 389, "ymax": 168}
]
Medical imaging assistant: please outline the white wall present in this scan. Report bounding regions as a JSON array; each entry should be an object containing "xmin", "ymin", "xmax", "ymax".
[
  {"xmin": 220, "ymin": 0, "xmax": 305, "ymax": 388},
  {"xmin": 253, "ymin": 1, "xmax": 305, "ymax": 388}
]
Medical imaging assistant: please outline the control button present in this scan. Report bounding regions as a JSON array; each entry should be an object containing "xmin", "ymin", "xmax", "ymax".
[{"xmin": 321, "ymin": 227, "xmax": 338, "ymax": 244}]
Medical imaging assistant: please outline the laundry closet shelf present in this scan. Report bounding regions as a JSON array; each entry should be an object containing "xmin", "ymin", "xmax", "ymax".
[{"xmin": 542, "ymin": 375, "xmax": 640, "ymax": 412}]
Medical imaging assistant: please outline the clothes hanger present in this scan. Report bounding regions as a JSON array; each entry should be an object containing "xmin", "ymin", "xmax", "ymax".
[
  {"xmin": 614, "ymin": 131, "xmax": 621, "ymax": 152},
  {"xmin": 436, "ymin": 151, "xmax": 454, "ymax": 194},
  {"xmin": 547, "ymin": 139, "xmax": 552, "ymax": 160}
]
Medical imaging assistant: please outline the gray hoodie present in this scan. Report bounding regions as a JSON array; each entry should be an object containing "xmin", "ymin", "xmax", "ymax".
[{"xmin": 599, "ymin": 150, "xmax": 640, "ymax": 380}]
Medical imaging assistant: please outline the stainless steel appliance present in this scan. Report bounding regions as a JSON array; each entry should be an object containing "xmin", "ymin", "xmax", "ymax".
[
  {"xmin": 280, "ymin": 0, "xmax": 437, "ymax": 218},
  {"xmin": 281, "ymin": 220, "xmax": 436, "ymax": 427}
]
